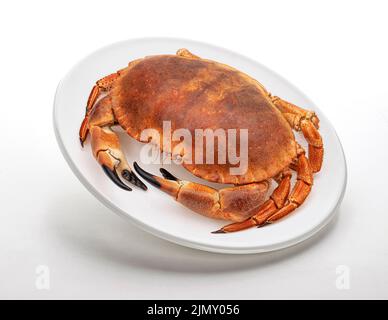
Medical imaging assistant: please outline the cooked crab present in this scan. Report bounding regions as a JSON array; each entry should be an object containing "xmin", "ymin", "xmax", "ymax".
[{"xmin": 79, "ymin": 48, "xmax": 323, "ymax": 233}]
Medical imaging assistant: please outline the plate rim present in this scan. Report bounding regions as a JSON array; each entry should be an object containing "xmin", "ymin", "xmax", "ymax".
[{"xmin": 53, "ymin": 37, "xmax": 347, "ymax": 254}]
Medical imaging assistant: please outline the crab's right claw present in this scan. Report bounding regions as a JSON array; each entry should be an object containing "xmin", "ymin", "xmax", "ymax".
[
  {"xmin": 102, "ymin": 164, "xmax": 146, "ymax": 191},
  {"xmin": 102, "ymin": 165, "xmax": 132, "ymax": 191},
  {"xmin": 90, "ymin": 126, "xmax": 147, "ymax": 191}
]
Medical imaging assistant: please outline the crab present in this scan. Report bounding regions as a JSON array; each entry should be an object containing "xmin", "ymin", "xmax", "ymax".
[{"xmin": 79, "ymin": 48, "xmax": 323, "ymax": 233}]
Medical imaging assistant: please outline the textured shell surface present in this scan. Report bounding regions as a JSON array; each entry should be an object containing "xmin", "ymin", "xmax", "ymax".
[{"xmin": 111, "ymin": 55, "xmax": 296, "ymax": 184}]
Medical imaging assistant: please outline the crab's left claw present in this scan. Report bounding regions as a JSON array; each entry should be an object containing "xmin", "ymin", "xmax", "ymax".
[
  {"xmin": 159, "ymin": 168, "xmax": 179, "ymax": 181},
  {"xmin": 133, "ymin": 162, "xmax": 179, "ymax": 195}
]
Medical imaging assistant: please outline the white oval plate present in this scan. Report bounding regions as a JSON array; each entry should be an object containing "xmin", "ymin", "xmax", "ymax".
[{"xmin": 54, "ymin": 38, "xmax": 347, "ymax": 254}]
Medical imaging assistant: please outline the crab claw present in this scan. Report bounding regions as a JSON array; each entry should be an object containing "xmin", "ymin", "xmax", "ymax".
[
  {"xmin": 89, "ymin": 126, "xmax": 147, "ymax": 191},
  {"xmin": 159, "ymin": 168, "xmax": 179, "ymax": 181},
  {"xmin": 133, "ymin": 162, "xmax": 187, "ymax": 202},
  {"xmin": 134, "ymin": 162, "xmax": 270, "ymax": 224},
  {"xmin": 133, "ymin": 162, "xmax": 178, "ymax": 193},
  {"xmin": 122, "ymin": 169, "xmax": 148, "ymax": 190},
  {"xmin": 133, "ymin": 162, "xmax": 161, "ymax": 187},
  {"xmin": 102, "ymin": 165, "xmax": 132, "ymax": 191}
]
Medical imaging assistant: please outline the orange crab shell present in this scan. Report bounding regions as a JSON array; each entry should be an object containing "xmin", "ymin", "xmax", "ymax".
[
  {"xmin": 110, "ymin": 54, "xmax": 297, "ymax": 185},
  {"xmin": 80, "ymin": 49, "xmax": 323, "ymax": 231}
]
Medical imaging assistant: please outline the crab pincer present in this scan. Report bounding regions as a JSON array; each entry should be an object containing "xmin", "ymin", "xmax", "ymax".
[
  {"xmin": 134, "ymin": 162, "xmax": 270, "ymax": 222},
  {"xmin": 92, "ymin": 126, "xmax": 147, "ymax": 191},
  {"xmin": 101, "ymin": 165, "xmax": 132, "ymax": 191}
]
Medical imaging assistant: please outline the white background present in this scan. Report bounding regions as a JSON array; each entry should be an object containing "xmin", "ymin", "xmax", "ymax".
[{"xmin": 1, "ymin": 0, "xmax": 387, "ymax": 299}]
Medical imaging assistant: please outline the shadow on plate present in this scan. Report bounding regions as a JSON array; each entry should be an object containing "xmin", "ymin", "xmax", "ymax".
[{"xmin": 47, "ymin": 191, "xmax": 340, "ymax": 274}]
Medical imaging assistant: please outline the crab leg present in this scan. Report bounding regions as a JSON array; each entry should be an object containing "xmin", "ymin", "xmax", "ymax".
[
  {"xmin": 289, "ymin": 143, "xmax": 306, "ymax": 171},
  {"xmin": 133, "ymin": 163, "xmax": 270, "ymax": 222},
  {"xmin": 79, "ymin": 88, "xmax": 146, "ymax": 191},
  {"xmin": 212, "ymin": 169, "xmax": 292, "ymax": 233},
  {"xmin": 214, "ymin": 149, "xmax": 313, "ymax": 233},
  {"xmin": 267, "ymin": 150, "xmax": 313, "ymax": 223},
  {"xmin": 300, "ymin": 119, "xmax": 324, "ymax": 173},
  {"xmin": 272, "ymin": 96, "xmax": 323, "ymax": 173},
  {"xmin": 271, "ymin": 96, "xmax": 320, "ymax": 129},
  {"xmin": 79, "ymin": 72, "xmax": 121, "ymax": 146}
]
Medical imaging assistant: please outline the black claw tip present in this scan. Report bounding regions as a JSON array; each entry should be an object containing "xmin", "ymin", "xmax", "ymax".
[
  {"xmin": 80, "ymin": 138, "xmax": 84, "ymax": 148},
  {"xmin": 211, "ymin": 229, "xmax": 226, "ymax": 234},
  {"xmin": 159, "ymin": 168, "xmax": 179, "ymax": 181},
  {"xmin": 122, "ymin": 169, "xmax": 148, "ymax": 191},
  {"xmin": 133, "ymin": 162, "xmax": 161, "ymax": 188},
  {"xmin": 102, "ymin": 165, "xmax": 132, "ymax": 191}
]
